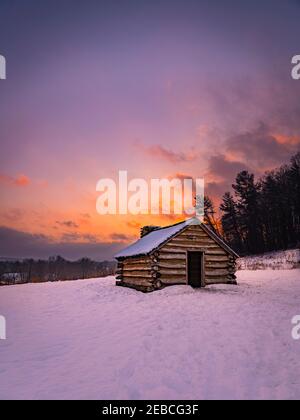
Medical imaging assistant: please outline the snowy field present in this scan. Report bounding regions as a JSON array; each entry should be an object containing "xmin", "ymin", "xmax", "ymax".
[
  {"xmin": 238, "ymin": 249, "xmax": 300, "ymax": 270},
  {"xmin": 0, "ymin": 271, "xmax": 300, "ymax": 400}
]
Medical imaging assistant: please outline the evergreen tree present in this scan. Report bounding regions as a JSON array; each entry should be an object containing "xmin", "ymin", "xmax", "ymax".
[
  {"xmin": 289, "ymin": 152, "xmax": 300, "ymax": 242},
  {"xmin": 220, "ymin": 192, "xmax": 244, "ymax": 253},
  {"xmin": 232, "ymin": 171, "xmax": 264, "ymax": 254},
  {"xmin": 204, "ymin": 195, "xmax": 220, "ymax": 234}
]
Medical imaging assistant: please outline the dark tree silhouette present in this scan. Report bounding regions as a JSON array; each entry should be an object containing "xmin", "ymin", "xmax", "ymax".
[
  {"xmin": 0, "ymin": 257, "xmax": 116, "ymax": 286},
  {"xmin": 220, "ymin": 152, "xmax": 300, "ymax": 256},
  {"xmin": 204, "ymin": 196, "xmax": 220, "ymax": 234},
  {"xmin": 220, "ymin": 192, "xmax": 243, "ymax": 252}
]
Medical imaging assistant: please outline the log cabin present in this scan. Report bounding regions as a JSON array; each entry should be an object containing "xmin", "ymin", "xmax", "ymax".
[{"xmin": 115, "ymin": 217, "xmax": 239, "ymax": 292}]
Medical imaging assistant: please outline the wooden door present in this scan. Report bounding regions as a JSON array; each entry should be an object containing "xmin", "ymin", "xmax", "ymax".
[{"xmin": 187, "ymin": 251, "xmax": 203, "ymax": 287}]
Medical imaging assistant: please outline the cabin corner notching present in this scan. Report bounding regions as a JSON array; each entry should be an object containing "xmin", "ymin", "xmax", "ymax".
[{"xmin": 115, "ymin": 218, "xmax": 239, "ymax": 293}]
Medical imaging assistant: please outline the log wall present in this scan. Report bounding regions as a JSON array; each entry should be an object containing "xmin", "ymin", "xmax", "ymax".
[
  {"xmin": 116, "ymin": 224, "xmax": 237, "ymax": 292},
  {"xmin": 156, "ymin": 225, "xmax": 236, "ymax": 287},
  {"xmin": 115, "ymin": 254, "xmax": 162, "ymax": 292}
]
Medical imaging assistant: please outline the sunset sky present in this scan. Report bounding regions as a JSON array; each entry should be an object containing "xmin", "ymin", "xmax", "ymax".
[{"xmin": 0, "ymin": 0, "xmax": 299, "ymax": 260}]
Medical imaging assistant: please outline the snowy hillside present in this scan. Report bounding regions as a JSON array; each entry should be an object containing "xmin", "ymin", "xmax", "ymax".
[
  {"xmin": 1, "ymin": 271, "xmax": 300, "ymax": 400},
  {"xmin": 238, "ymin": 249, "xmax": 300, "ymax": 270}
]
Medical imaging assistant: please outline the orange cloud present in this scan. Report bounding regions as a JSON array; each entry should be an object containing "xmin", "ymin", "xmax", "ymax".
[
  {"xmin": 0, "ymin": 173, "xmax": 30, "ymax": 187},
  {"xmin": 168, "ymin": 172, "xmax": 194, "ymax": 181},
  {"xmin": 15, "ymin": 174, "xmax": 30, "ymax": 186},
  {"xmin": 272, "ymin": 133, "xmax": 300, "ymax": 146},
  {"xmin": 126, "ymin": 220, "xmax": 142, "ymax": 230},
  {"xmin": 136, "ymin": 142, "xmax": 198, "ymax": 163}
]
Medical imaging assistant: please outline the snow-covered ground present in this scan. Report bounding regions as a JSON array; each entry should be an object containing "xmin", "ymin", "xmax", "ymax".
[
  {"xmin": 0, "ymin": 271, "xmax": 300, "ymax": 400},
  {"xmin": 238, "ymin": 249, "xmax": 300, "ymax": 270}
]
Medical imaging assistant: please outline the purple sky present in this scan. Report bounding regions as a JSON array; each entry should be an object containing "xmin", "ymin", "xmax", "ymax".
[{"xmin": 0, "ymin": 0, "xmax": 299, "ymax": 260}]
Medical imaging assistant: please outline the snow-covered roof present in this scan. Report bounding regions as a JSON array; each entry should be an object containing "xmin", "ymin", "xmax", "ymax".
[
  {"xmin": 115, "ymin": 218, "xmax": 199, "ymax": 259},
  {"xmin": 115, "ymin": 217, "xmax": 239, "ymax": 259}
]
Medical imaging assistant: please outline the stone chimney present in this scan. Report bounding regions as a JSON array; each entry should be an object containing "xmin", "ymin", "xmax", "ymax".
[{"xmin": 140, "ymin": 225, "xmax": 160, "ymax": 238}]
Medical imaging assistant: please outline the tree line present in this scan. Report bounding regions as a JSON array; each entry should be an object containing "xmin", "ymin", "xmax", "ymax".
[
  {"xmin": 204, "ymin": 152, "xmax": 300, "ymax": 256},
  {"xmin": 0, "ymin": 256, "xmax": 116, "ymax": 286}
]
